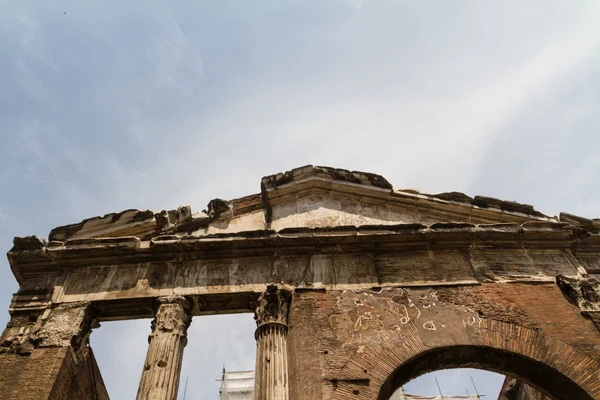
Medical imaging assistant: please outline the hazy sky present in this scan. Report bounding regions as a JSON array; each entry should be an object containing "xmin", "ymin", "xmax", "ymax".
[{"xmin": 1, "ymin": 1, "xmax": 599, "ymax": 398}]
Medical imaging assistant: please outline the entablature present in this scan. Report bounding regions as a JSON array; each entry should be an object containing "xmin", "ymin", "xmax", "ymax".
[{"xmin": 6, "ymin": 165, "xmax": 600, "ymax": 322}]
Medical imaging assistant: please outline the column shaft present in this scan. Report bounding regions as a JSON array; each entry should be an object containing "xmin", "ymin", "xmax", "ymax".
[
  {"xmin": 253, "ymin": 285, "xmax": 291, "ymax": 400},
  {"xmin": 137, "ymin": 296, "xmax": 192, "ymax": 400},
  {"xmin": 255, "ymin": 323, "xmax": 289, "ymax": 400}
]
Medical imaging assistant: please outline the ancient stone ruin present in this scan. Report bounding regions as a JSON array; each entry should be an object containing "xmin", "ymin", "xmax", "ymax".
[{"xmin": 1, "ymin": 165, "xmax": 599, "ymax": 399}]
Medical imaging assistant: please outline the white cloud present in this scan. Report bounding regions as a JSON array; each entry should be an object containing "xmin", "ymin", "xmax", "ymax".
[
  {"xmin": 15, "ymin": 59, "xmax": 50, "ymax": 100},
  {"xmin": 1, "ymin": 1, "xmax": 600, "ymax": 399},
  {"xmin": 91, "ymin": 320, "xmax": 150, "ymax": 398}
]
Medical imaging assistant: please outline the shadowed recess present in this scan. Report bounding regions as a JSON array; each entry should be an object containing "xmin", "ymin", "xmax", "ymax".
[{"xmin": 378, "ymin": 345, "xmax": 592, "ymax": 400}]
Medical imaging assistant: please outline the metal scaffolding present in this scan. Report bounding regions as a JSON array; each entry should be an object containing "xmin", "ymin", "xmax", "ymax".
[{"xmin": 219, "ymin": 368, "xmax": 255, "ymax": 400}]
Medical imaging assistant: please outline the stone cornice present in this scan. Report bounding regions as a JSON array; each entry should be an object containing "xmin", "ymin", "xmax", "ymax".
[
  {"xmin": 7, "ymin": 222, "xmax": 600, "ymax": 283},
  {"xmin": 38, "ymin": 166, "xmax": 600, "ymax": 248}
]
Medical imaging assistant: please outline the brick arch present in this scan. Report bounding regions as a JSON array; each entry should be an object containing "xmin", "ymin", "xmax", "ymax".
[{"xmin": 329, "ymin": 319, "xmax": 600, "ymax": 400}]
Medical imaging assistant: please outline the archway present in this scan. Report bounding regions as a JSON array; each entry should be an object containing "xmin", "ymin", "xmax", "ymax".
[
  {"xmin": 330, "ymin": 319, "xmax": 600, "ymax": 400},
  {"xmin": 379, "ymin": 345, "xmax": 591, "ymax": 400},
  {"xmin": 395, "ymin": 368, "xmax": 504, "ymax": 399}
]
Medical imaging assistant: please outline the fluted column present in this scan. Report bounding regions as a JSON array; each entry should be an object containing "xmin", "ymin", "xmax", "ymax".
[
  {"xmin": 254, "ymin": 285, "xmax": 292, "ymax": 400},
  {"xmin": 137, "ymin": 296, "xmax": 192, "ymax": 400}
]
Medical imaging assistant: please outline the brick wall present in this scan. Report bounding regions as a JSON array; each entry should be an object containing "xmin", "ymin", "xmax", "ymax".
[
  {"xmin": 287, "ymin": 282, "xmax": 600, "ymax": 400},
  {"xmin": 0, "ymin": 353, "xmax": 30, "ymax": 400},
  {"xmin": 65, "ymin": 347, "xmax": 110, "ymax": 400},
  {"xmin": 435, "ymin": 283, "xmax": 600, "ymax": 356},
  {"xmin": 0, "ymin": 346, "xmax": 109, "ymax": 400}
]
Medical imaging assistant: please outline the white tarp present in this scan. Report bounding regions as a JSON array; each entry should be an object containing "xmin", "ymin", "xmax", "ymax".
[
  {"xmin": 219, "ymin": 371, "xmax": 480, "ymax": 400},
  {"xmin": 397, "ymin": 395, "xmax": 480, "ymax": 400},
  {"xmin": 402, "ymin": 397, "xmax": 480, "ymax": 399},
  {"xmin": 392, "ymin": 388, "xmax": 480, "ymax": 400},
  {"xmin": 219, "ymin": 370, "xmax": 255, "ymax": 400}
]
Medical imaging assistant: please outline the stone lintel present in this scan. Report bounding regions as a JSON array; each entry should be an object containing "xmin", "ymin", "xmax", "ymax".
[
  {"xmin": 5, "ymin": 244, "xmax": 593, "ymax": 322},
  {"xmin": 9, "ymin": 288, "xmax": 54, "ymax": 315},
  {"xmin": 9, "ymin": 224, "xmax": 596, "ymax": 279}
]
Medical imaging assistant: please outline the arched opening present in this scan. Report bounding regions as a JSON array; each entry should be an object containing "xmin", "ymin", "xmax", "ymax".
[
  {"xmin": 378, "ymin": 345, "xmax": 593, "ymax": 400},
  {"xmin": 393, "ymin": 368, "xmax": 505, "ymax": 398}
]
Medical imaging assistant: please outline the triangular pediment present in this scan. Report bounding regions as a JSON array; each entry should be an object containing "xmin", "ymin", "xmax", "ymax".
[
  {"xmin": 260, "ymin": 165, "xmax": 551, "ymax": 231},
  {"xmin": 47, "ymin": 165, "xmax": 597, "ymax": 242}
]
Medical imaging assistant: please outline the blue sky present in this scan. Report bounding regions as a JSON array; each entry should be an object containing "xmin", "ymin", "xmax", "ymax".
[{"xmin": 1, "ymin": 1, "xmax": 599, "ymax": 398}]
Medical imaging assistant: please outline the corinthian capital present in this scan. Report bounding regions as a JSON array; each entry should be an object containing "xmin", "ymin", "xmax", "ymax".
[
  {"xmin": 151, "ymin": 296, "xmax": 192, "ymax": 338},
  {"xmin": 254, "ymin": 285, "xmax": 292, "ymax": 327}
]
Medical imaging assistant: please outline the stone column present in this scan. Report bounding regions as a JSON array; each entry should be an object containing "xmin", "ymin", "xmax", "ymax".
[
  {"xmin": 137, "ymin": 296, "xmax": 192, "ymax": 400},
  {"xmin": 253, "ymin": 285, "xmax": 292, "ymax": 400}
]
